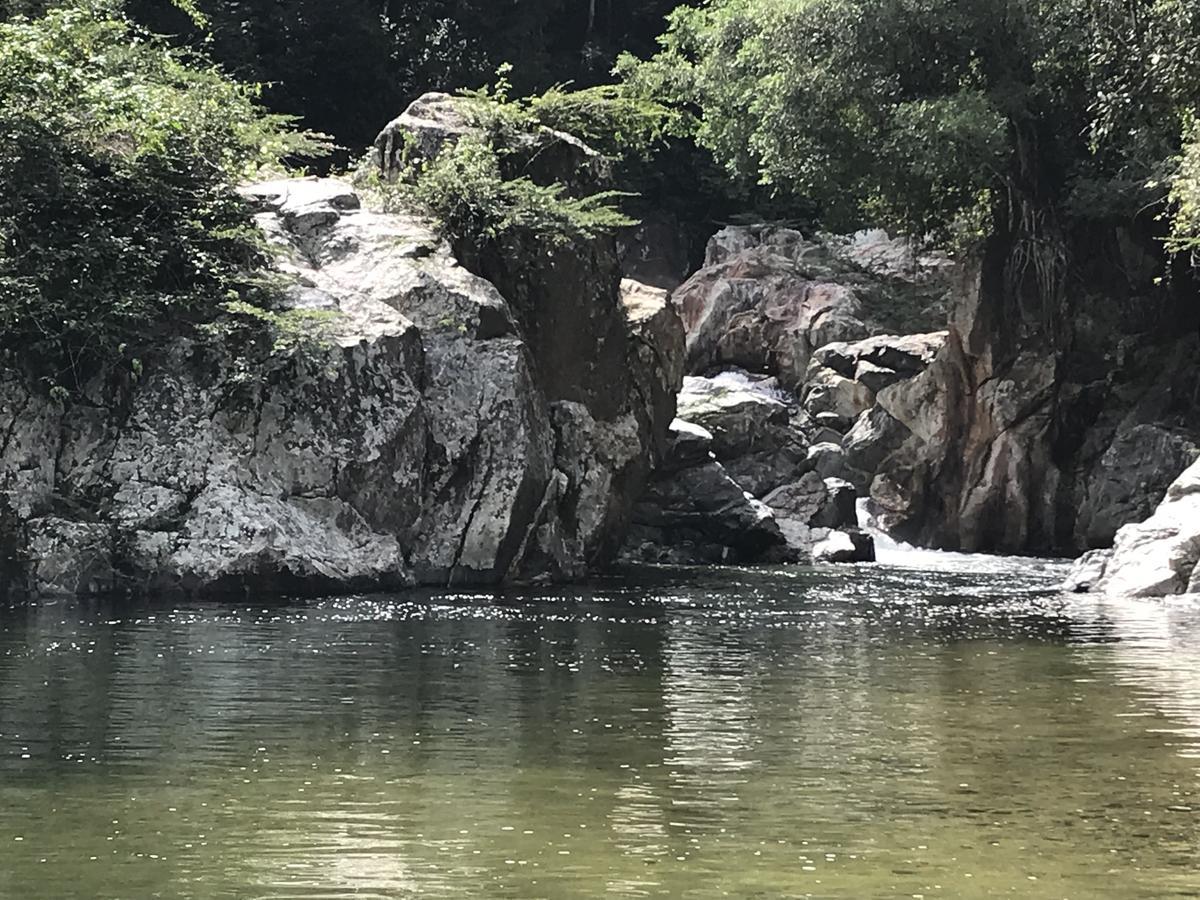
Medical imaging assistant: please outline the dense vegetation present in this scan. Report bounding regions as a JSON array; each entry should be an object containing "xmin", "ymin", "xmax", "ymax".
[
  {"xmin": 121, "ymin": 0, "xmax": 684, "ymax": 156},
  {"xmin": 3, "ymin": 0, "xmax": 1199, "ymax": 393},
  {"xmin": 620, "ymin": 0, "xmax": 1200, "ymax": 267},
  {"xmin": 0, "ymin": 1, "xmax": 325, "ymax": 392},
  {"xmin": 368, "ymin": 75, "xmax": 675, "ymax": 248}
]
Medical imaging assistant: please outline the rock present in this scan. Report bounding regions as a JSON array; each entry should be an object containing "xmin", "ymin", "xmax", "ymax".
[
  {"xmin": 762, "ymin": 472, "xmax": 828, "ymax": 526},
  {"xmin": 1063, "ymin": 548, "xmax": 1112, "ymax": 593},
  {"xmin": 1, "ymin": 172, "xmax": 684, "ymax": 599},
  {"xmin": 842, "ymin": 406, "xmax": 911, "ymax": 492},
  {"xmin": 374, "ymin": 92, "xmax": 475, "ymax": 169},
  {"xmin": 621, "ymin": 279, "xmax": 687, "ymax": 464},
  {"xmin": 806, "ymin": 442, "xmax": 847, "ymax": 479},
  {"xmin": 802, "ymin": 332, "xmax": 947, "ymax": 421},
  {"xmin": 663, "ymin": 419, "xmax": 715, "ymax": 471},
  {"xmin": 812, "ymin": 530, "xmax": 876, "ymax": 563},
  {"xmin": 802, "ymin": 368, "xmax": 875, "ymax": 420},
  {"xmin": 853, "ymin": 360, "xmax": 901, "ymax": 394},
  {"xmin": 624, "ymin": 458, "xmax": 789, "ymax": 566},
  {"xmin": 672, "ymin": 226, "xmax": 953, "ymax": 389},
  {"xmin": 1074, "ymin": 424, "xmax": 1199, "ymax": 548},
  {"xmin": 676, "ymin": 373, "xmax": 808, "ymax": 497},
  {"xmin": 812, "ymin": 411, "xmax": 852, "ymax": 437},
  {"xmin": 752, "ymin": 468, "xmax": 863, "ymax": 561},
  {"xmin": 826, "ymin": 229, "xmax": 955, "ymax": 282},
  {"xmin": 25, "ymin": 519, "xmax": 114, "ymax": 597},
  {"xmin": 812, "ymin": 478, "xmax": 858, "ymax": 529},
  {"xmin": 1067, "ymin": 457, "xmax": 1200, "ymax": 597}
]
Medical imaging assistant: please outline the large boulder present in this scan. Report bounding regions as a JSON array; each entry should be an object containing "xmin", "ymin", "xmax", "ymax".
[
  {"xmin": 0, "ymin": 173, "xmax": 685, "ymax": 598},
  {"xmin": 675, "ymin": 372, "xmax": 808, "ymax": 496},
  {"xmin": 671, "ymin": 226, "xmax": 953, "ymax": 389},
  {"xmin": 1065, "ymin": 457, "xmax": 1200, "ymax": 597},
  {"xmin": 622, "ymin": 420, "xmax": 790, "ymax": 565}
]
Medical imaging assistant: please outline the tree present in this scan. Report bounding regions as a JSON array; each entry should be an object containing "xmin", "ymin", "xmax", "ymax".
[
  {"xmin": 121, "ymin": 0, "xmax": 685, "ymax": 154},
  {"xmin": 620, "ymin": 0, "xmax": 1200, "ymax": 273},
  {"xmin": 0, "ymin": 1, "xmax": 325, "ymax": 391}
]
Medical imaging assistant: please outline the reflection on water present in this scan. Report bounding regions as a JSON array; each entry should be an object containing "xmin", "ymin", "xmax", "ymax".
[{"xmin": 0, "ymin": 561, "xmax": 1198, "ymax": 898}]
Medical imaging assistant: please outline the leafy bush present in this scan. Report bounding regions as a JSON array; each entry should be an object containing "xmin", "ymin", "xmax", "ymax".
[
  {"xmin": 1169, "ymin": 119, "xmax": 1200, "ymax": 259},
  {"xmin": 406, "ymin": 136, "xmax": 636, "ymax": 247},
  {"xmin": 371, "ymin": 75, "xmax": 667, "ymax": 248},
  {"xmin": 0, "ymin": 2, "xmax": 328, "ymax": 392}
]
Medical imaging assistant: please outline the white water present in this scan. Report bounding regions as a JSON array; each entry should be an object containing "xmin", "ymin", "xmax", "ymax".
[{"xmin": 855, "ymin": 498, "xmax": 1069, "ymax": 577}]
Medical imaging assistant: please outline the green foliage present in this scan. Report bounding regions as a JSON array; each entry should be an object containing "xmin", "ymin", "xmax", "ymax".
[
  {"xmin": 527, "ymin": 84, "xmax": 677, "ymax": 160},
  {"xmin": 373, "ymin": 82, "xmax": 655, "ymax": 248},
  {"xmin": 216, "ymin": 301, "xmax": 340, "ymax": 356},
  {"xmin": 0, "ymin": 2, "xmax": 329, "ymax": 390},
  {"xmin": 123, "ymin": 0, "xmax": 684, "ymax": 153},
  {"xmin": 619, "ymin": 0, "xmax": 1200, "ymax": 251},
  {"xmin": 405, "ymin": 136, "xmax": 635, "ymax": 247},
  {"xmin": 1169, "ymin": 119, "xmax": 1200, "ymax": 258}
]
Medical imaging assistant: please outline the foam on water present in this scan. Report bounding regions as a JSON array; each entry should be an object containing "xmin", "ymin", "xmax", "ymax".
[{"xmin": 855, "ymin": 498, "xmax": 1069, "ymax": 576}]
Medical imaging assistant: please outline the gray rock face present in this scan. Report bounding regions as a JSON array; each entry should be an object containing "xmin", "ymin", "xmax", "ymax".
[
  {"xmin": 675, "ymin": 373, "xmax": 807, "ymax": 497},
  {"xmin": 1, "ymin": 175, "xmax": 684, "ymax": 598},
  {"xmin": 654, "ymin": 222, "xmax": 1200, "ymax": 559},
  {"xmin": 622, "ymin": 420, "xmax": 789, "ymax": 565},
  {"xmin": 1073, "ymin": 424, "xmax": 1199, "ymax": 549},
  {"xmin": 1065, "ymin": 457, "xmax": 1200, "ymax": 597},
  {"xmin": 623, "ymin": 366, "xmax": 874, "ymax": 564}
]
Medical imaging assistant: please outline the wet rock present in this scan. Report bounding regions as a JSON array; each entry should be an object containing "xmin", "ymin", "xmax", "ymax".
[
  {"xmin": 812, "ymin": 529, "xmax": 876, "ymax": 563},
  {"xmin": 1063, "ymin": 549, "xmax": 1112, "ymax": 593},
  {"xmin": 623, "ymin": 418, "xmax": 789, "ymax": 565}
]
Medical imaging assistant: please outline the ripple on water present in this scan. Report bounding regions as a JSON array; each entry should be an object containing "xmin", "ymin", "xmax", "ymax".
[{"xmin": 0, "ymin": 559, "xmax": 1198, "ymax": 899}]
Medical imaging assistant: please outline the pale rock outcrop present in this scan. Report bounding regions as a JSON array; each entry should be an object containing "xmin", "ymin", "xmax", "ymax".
[
  {"xmin": 0, "ymin": 169, "xmax": 684, "ymax": 598},
  {"xmin": 1065, "ymin": 457, "xmax": 1200, "ymax": 597}
]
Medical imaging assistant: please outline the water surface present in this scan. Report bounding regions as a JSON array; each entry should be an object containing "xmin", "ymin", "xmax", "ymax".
[{"xmin": 2, "ymin": 558, "xmax": 1199, "ymax": 898}]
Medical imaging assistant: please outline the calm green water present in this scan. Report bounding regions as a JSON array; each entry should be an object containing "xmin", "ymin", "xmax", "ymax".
[{"xmin": 2, "ymin": 559, "xmax": 1199, "ymax": 899}]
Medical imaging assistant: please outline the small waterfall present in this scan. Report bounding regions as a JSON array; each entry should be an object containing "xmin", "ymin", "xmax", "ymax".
[
  {"xmin": 856, "ymin": 498, "xmax": 921, "ymax": 565},
  {"xmin": 854, "ymin": 499, "xmax": 1060, "ymax": 574}
]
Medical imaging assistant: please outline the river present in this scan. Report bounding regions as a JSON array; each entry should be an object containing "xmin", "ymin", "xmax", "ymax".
[{"xmin": 1, "ymin": 557, "xmax": 1198, "ymax": 898}]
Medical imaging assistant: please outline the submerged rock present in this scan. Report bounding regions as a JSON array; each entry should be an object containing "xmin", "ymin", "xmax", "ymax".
[{"xmin": 812, "ymin": 529, "xmax": 877, "ymax": 563}]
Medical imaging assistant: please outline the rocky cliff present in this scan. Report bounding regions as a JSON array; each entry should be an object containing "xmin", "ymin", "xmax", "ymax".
[
  {"xmin": 0, "ymin": 99, "xmax": 684, "ymax": 599},
  {"xmin": 641, "ymin": 223, "xmax": 1200, "ymax": 560}
]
